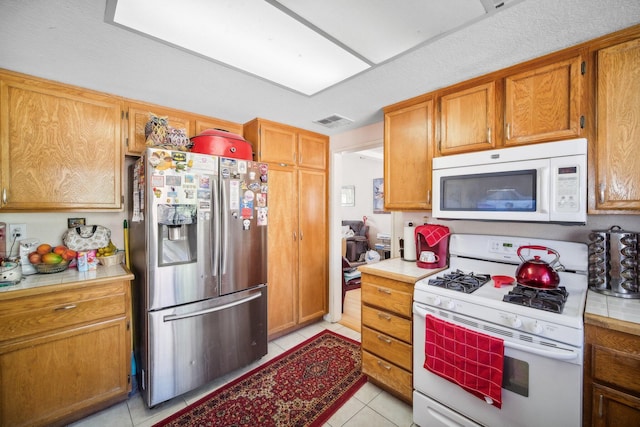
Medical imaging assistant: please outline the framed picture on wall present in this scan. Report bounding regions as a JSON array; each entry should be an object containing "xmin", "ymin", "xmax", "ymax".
[
  {"xmin": 341, "ymin": 185, "xmax": 355, "ymax": 207},
  {"xmin": 373, "ymin": 178, "xmax": 388, "ymax": 213}
]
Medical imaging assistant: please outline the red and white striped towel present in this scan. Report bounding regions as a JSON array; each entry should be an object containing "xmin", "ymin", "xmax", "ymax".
[{"xmin": 424, "ymin": 314, "xmax": 504, "ymax": 408}]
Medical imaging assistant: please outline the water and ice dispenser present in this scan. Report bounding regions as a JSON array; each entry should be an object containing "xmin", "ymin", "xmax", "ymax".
[{"xmin": 157, "ymin": 204, "xmax": 198, "ymax": 265}]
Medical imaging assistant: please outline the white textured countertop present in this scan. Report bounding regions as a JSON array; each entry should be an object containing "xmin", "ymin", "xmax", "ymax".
[
  {"xmin": 357, "ymin": 257, "xmax": 446, "ymax": 283},
  {"xmin": 0, "ymin": 264, "xmax": 134, "ymax": 298},
  {"xmin": 585, "ymin": 290, "xmax": 640, "ymax": 325}
]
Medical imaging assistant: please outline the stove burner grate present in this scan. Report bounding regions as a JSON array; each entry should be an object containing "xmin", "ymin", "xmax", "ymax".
[
  {"xmin": 503, "ymin": 285, "xmax": 569, "ymax": 313},
  {"xmin": 428, "ymin": 269, "xmax": 491, "ymax": 293}
]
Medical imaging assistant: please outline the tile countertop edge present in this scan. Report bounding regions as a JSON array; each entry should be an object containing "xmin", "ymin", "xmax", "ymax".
[
  {"xmin": 0, "ymin": 264, "xmax": 135, "ymax": 299},
  {"xmin": 357, "ymin": 257, "xmax": 447, "ymax": 283},
  {"xmin": 585, "ymin": 290, "xmax": 640, "ymax": 336}
]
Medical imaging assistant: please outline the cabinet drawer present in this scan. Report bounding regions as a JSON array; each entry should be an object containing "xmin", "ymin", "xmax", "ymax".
[
  {"xmin": 362, "ymin": 305, "xmax": 412, "ymax": 343},
  {"xmin": 362, "ymin": 350, "xmax": 412, "ymax": 403},
  {"xmin": 362, "ymin": 326, "xmax": 412, "ymax": 371},
  {"xmin": 0, "ymin": 282, "xmax": 128, "ymax": 342},
  {"xmin": 361, "ymin": 282, "xmax": 412, "ymax": 317},
  {"xmin": 593, "ymin": 345, "xmax": 640, "ymax": 395}
]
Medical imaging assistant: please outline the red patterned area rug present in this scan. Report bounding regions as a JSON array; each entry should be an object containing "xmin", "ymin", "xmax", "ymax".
[{"xmin": 154, "ymin": 329, "xmax": 366, "ymax": 427}]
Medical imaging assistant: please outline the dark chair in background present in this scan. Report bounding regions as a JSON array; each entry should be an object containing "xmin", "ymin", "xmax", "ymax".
[
  {"xmin": 342, "ymin": 256, "xmax": 361, "ymax": 312},
  {"xmin": 342, "ymin": 220, "xmax": 369, "ymax": 264}
]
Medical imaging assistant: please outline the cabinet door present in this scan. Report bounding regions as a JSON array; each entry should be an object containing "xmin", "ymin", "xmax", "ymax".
[
  {"xmin": 297, "ymin": 131, "xmax": 328, "ymax": 170},
  {"xmin": 438, "ymin": 81, "xmax": 497, "ymax": 155},
  {"xmin": 258, "ymin": 123, "xmax": 297, "ymax": 165},
  {"xmin": 594, "ymin": 38, "xmax": 640, "ymax": 210},
  {"xmin": 505, "ymin": 56, "xmax": 583, "ymax": 146},
  {"xmin": 297, "ymin": 168, "xmax": 327, "ymax": 323},
  {"xmin": 266, "ymin": 165, "xmax": 298, "ymax": 337},
  {"xmin": 125, "ymin": 103, "xmax": 193, "ymax": 156},
  {"xmin": 384, "ymin": 100, "xmax": 433, "ymax": 210},
  {"xmin": 0, "ymin": 318, "xmax": 129, "ymax": 427},
  {"xmin": 194, "ymin": 118, "xmax": 243, "ymax": 136},
  {"xmin": 0, "ymin": 72, "xmax": 122, "ymax": 210},
  {"xmin": 592, "ymin": 384, "xmax": 640, "ymax": 427}
]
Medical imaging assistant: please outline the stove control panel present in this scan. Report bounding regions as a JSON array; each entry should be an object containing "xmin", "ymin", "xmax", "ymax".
[{"xmin": 488, "ymin": 238, "xmax": 531, "ymax": 262}]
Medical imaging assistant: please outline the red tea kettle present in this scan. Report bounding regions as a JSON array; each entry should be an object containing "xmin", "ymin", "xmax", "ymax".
[{"xmin": 515, "ymin": 245, "xmax": 561, "ymax": 289}]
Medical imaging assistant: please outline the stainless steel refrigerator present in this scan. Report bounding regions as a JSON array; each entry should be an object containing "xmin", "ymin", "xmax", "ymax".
[{"xmin": 129, "ymin": 148, "xmax": 268, "ymax": 407}]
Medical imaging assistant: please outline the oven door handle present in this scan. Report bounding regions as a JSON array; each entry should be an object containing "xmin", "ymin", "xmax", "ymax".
[
  {"xmin": 503, "ymin": 339, "xmax": 578, "ymax": 361},
  {"xmin": 414, "ymin": 304, "xmax": 579, "ymax": 361}
]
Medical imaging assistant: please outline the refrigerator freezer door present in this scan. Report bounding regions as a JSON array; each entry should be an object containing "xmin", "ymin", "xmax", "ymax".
[
  {"xmin": 143, "ymin": 285, "xmax": 268, "ymax": 407},
  {"xmin": 220, "ymin": 159, "xmax": 268, "ymax": 295}
]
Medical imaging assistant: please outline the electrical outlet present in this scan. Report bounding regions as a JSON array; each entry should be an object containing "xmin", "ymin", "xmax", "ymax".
[{"xmin": 9, "ymin": 223, "xmax": 26, "ymax": 240}]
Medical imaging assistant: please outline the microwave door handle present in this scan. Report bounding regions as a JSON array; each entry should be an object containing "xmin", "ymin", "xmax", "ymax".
[{"xmin": 540, "ymin": 165, "xmax": 550, "ymax": 214}]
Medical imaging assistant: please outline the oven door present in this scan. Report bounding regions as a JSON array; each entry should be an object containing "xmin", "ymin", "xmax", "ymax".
[{"xmin": 412, "ymin": 302, "xmax": 582, "ymax": 427}]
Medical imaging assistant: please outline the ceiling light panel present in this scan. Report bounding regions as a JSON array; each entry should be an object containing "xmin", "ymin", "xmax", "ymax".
[
  {"xmin": 273, "ymin": 0, "xmax": 488, "ymax": 64},
  {"xmin": 109, "ymin": 0, "xmax": 370, "ymax": 95}
]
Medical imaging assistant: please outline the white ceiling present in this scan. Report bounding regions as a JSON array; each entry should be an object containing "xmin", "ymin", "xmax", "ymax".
[{"xmin": 1, "ymin": 0, "xmax": 639, "ymax": 136}]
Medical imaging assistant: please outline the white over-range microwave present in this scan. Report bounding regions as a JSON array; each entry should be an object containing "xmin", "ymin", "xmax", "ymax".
[{"xmin": 432, "ymin": 138, "xmax": 587, "ymax": 224}]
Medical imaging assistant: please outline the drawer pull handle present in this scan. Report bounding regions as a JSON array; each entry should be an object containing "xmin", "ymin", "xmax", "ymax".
[
  {"xmin": 377, "ymin": 312, "xmax": 391, "ymax": 321},
  {"xmin": 377, "ymin": 334, "xmax": 392, "ymax": 344},
  {"xmin": 377, "ymin": 287, "xmax": 391, "ymax": 294},
  {"xmin": 55, "ymin": 304, "xmax": 77, "ymax": 311},
  {"xmin": 377, "ymin": 360, "xmax": 392, "ymax": 370}
]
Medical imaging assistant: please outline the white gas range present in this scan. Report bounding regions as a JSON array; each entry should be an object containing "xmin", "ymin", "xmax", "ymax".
[{"xmin": 413, "ymin": 233, "xmax": 588, "ymax": 427}]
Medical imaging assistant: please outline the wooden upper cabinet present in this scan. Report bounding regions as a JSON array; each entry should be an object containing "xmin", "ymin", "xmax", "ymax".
[
  {"xmin": 125, "ymin": 102, "xmax": 193, "ymax": 156},
  {"xmin": 438, "ymin": 81, "xmax": 498, "ymax": 155},
  {"xmin": 504, "ymin": 55, "xmax": 584, "ymax": 146},
  {"xmin": 384, "ymin": 98, "xmax": 433, "ymax": 210},
  {"xmin": 194, "ymin": 118, "xmax": 243, "ymax": 136},
  {"xmin": 124, "ymin": 103, "xmax": 243, "ymax": 156},
  {"xmin": 244, "ymin": 118, "xmax": 328, "ymax": 169},
  {"xmin": 298, "ymin": 131, "xmax": 328, "ymax": 170},
  {"xmin": 0, "ymin": 69, "xmax": 122, "ymax": 211},
  {"xmin": 592, "ymin": 37, "xmax": 640, "ymax": 211}
]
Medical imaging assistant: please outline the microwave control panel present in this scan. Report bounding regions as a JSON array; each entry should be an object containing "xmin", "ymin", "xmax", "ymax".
[{"xmin": 554, "ymin": 165, "xmax": 580, "ymax": 212}]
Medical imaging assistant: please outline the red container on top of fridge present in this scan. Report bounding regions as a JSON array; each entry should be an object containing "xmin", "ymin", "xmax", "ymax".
[{"xmin": 190, "ymin": 129, "xmax": 253, "ymax": 160}]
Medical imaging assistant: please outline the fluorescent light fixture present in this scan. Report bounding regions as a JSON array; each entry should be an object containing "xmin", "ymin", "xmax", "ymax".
[
  {"xmin": 107, "ymin": 0, "xmax": 370, "ymax": 95},
  {"xmin": 106, "ymin": 0, "xmax": 512, "ymax": 96}
]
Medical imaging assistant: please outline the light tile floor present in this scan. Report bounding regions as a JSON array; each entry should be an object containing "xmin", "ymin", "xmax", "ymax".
[{"xmin": 69, "ymin": 320, "xmax": 416, "ymax": 427}]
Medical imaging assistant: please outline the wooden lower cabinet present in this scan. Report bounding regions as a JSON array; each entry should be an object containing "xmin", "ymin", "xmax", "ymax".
[
  {"xmin": 0, "ymin": 279, "xmax": 132, "ymax": 427},
  {"xmin": 584, "ymin": 317, "xmax": 640, "ymax": 427},
  {"xmin": 360, "ymin": 272, "xmax": 414, "ymax": 403}
]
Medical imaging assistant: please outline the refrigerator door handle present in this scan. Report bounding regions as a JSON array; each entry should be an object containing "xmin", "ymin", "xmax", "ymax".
[
  {"xmin": 213, "ymin": 173, "xmax": 220, "ymax": 278},
  {"xmin": 163, "ymin": 292, "xmax": 262, "ymax": 322}
]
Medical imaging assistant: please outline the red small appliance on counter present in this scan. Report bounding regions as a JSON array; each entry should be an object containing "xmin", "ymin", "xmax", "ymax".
[
  {"xmin": 190, "ymin": 128, "xmax": 253, "ymax": 160},
  {"xmin": 415, "ymin": 224, "xmax": 450, "ymax": 269}
]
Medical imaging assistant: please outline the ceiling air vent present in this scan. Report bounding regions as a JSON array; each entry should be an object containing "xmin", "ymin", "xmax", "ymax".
[{"xmin": 313, "ymin": 114, "xmax": 354, "ymax": 129}]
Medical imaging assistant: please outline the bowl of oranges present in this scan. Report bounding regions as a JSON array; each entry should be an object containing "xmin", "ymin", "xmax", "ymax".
[{"xmin": 29, "ymin": 244, "xmax": 77, "ymax": 274}]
